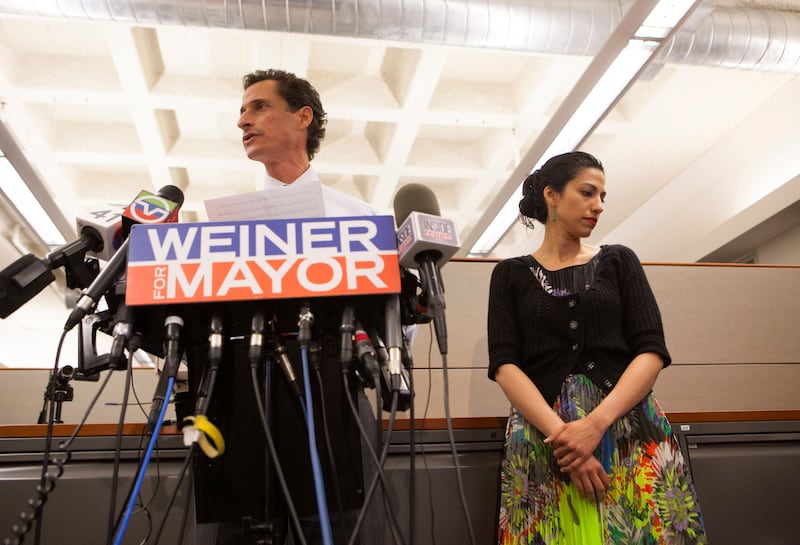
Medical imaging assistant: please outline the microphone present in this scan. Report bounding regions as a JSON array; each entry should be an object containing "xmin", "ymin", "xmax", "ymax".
[
  {"xmin": 399, "ymin": 266, "xmax": 430, "ymax": 325},
  {"xmin": 146, "ymin": 315, "xmax": 184, "ymax": 433},
  {"xmin": 275, "ymin": 344, "xmax": 302, "ymax": 399},
  {"xmin": 393, "ymin": 183, "xmax": 460, "ymax": 355},
  {"xmin": 0, "ymin": 204, "xmax": 130, "ymax": 319},
  {"xmin": 120, "ymin": 187, "xmax": 181, "ymax": 237},
  {"xmin": 353, "ymin": 322, "xmax": 380, "ymax": 387},
  {"xmin": 193, "ymin": 314, "xmax": 224, "ymax": 417},
  {"xmin": 74, "ymin": 205, "xmax": 125, "ymax": 262},
  {"xmin": 249, "ymin": 312, "xmax": 266, "ymax": 369},
  {"xmin": 63, "ymin": 185, "xmax": 184, "ymax": 331},
  {"xmin": 108, "ymin": 301, "xmax": 136, "ymax": 370},
  {"xmin": 0, "ymin": 254, "xmax": 57, "ymax": 319},
  {"xmin": 384, "ymin": 294, "xmax": 404, "ymax": 390},
  {"xmin": 371, "ymin": 331, "xmax": 413, "ymax": 412},
  {"xmin": 339, "ymin": 305, "xmax": 356, "ymax": 371},
  {"xmin": 270, "ymin": 319, "xmax": 301, "ymax": 399},
  {"xmin": 297, "ymin": 303, "xmax": 314, "ymax": 349}
]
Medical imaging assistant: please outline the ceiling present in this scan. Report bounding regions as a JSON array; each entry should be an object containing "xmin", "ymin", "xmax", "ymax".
[{"xmin": 1, "ymin": 0, "xmax": 799, "ymax": 368}]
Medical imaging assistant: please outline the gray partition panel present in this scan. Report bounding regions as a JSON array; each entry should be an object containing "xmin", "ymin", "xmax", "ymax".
[
  {"xmin": 0, "ymin": 434, "xmax": 193, "ymax": 545},
  {"xmin": 674, "ymin": 420, "xmax": 800, "ymax": 545}
]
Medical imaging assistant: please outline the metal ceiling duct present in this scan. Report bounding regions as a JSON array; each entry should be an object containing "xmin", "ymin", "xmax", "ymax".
[
  {"xmin": 0, "ymin": 1, "xmax": 798, "ymax": 72},
  {"xmin": 661, "ymin": 6, "xmax": 800, "ymax": 73}
]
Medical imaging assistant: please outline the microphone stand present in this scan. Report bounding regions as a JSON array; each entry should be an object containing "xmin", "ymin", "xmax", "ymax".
[{"xmin": 37, "ymin": 366, "xmax": 75, "ymax": 425}]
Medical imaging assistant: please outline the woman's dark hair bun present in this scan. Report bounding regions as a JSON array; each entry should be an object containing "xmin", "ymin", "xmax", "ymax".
[{"xmin": 519, "ymin": 171, "xmax": 545, "ymax": 225}]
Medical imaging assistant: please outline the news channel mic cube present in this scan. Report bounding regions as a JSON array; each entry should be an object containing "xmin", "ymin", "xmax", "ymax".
[{"xmin": 396, "ymin": 211, "xmax": 460, "ymax": 269}]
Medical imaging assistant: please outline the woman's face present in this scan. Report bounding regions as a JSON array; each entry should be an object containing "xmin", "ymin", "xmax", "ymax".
[{"xmin": 548, "ymin": 167, "xmax": 606, "ymax": 237}]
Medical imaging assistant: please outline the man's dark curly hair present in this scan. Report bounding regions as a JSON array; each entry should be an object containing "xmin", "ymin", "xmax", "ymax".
[{"xmin": 242, "ymin": 69, "xmax": 327, "ymax": 160}]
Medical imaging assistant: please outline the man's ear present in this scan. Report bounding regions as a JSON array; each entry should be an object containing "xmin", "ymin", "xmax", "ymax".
[{"xmin": 296, "ymin": 105, "xmax": 313, "ymax": 129}]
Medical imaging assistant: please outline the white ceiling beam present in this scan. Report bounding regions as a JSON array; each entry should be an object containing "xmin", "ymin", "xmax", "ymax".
[
  {"xmin": 372, "ymin": 48, "xmax": 449, "ymax": 211},
  {"xmin": 104, "ymin": 26, "xmax": 175, "ymax": 191}
]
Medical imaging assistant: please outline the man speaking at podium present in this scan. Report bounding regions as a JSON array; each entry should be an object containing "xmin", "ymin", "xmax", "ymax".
[
  {"xmin": 194, "ymin": 69, "xmax": 382, "ymax": 545},
  {"xmin": 238, "ymin": 68, "xmax": 376, "ymax": 217}
]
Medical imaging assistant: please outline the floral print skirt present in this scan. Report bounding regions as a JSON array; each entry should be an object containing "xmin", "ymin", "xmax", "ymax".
[{"xmin": 497, "ymin": 374, "xmax": 707, "ymax": 545}]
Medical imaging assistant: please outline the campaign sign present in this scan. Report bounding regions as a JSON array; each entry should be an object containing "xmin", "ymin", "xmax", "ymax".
[{"xmin": 125, "ymin": 216, "xmax": 401, "ymax": 305}]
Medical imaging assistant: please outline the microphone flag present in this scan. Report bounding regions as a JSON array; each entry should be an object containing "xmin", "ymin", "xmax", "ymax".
[
  {"xmin": 125, "ymin": 215, "xmax": 401, "ymax": 305},
  {"xmin": 122, "ymin": 189, "xmax": 181, "ymax": 236},
  {"xmin": 395, "ymin": 211, "xmax": 460, "ymax": 269}
]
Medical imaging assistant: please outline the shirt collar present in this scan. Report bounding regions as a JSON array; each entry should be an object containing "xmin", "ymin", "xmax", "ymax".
[{"xmin": 263, "ymin": 165, "xmax": 318, "ymax": 188}]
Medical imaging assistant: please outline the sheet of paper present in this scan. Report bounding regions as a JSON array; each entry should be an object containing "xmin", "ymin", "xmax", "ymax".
[{"xmin": 204, "ymin": 180, "xmax": 326, "ymax": 221}]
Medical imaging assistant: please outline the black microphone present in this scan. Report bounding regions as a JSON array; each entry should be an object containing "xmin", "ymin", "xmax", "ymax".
[
  {"xmin": 384, "ymin": 294, "xmax": 404, "ymax": 390},
  {"xmin": 297, "ymin": 303, "xmax": 314, "ymax": 349},
  {"xmin": 194, "ymin": 314, "xmax": 224, "ymax": 418},
  {"xmin": 249, "ymin": 312, "xmax": 266, "ymax": 369},
  {"xmin": 275, "ymin": 344, "xmax": 302, "ymax": 399},
  {"xmin": 108, "ymin": 301, "xmax": 136, "ymax": 370},
  {"xmin": 371, "ymin": 331, "xmax": 413, "ymax": 413},
  {"xmin": 146, "ymin": 315, "xmax": 184, "ymax": 433},
  {"xmin": 0, "ymin": 203, "xmax": 130, "ymax": 318},
  {"xmin": 399, "ymin": 266, "xmax": 430, "ymax": 325},
  {"xmin": 0, "ymin": 253, "xmax": 57, "ymax": 319},
  {"xmin": 339, "ymin": 305, "xmax": 356, "ymax": 371},
  {"xmin": 74, "ymin": 204, "xmax": 125, "ymax": 262},
  {"xmin": 393, "ymin": 183, "xmax": 460, "ymax": 355},
  {"xmin": 354, "ymin": 322, "xmax": 380, "ymax": 387},
  {"xmin": 64, "ymin": 185, "xmax": 184, "ymax": 331}
]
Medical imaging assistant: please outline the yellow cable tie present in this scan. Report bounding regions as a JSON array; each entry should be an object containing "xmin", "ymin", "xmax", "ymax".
[{"xmin": 182, "ymin": 415, "xmax": 225, "ymax": 458}]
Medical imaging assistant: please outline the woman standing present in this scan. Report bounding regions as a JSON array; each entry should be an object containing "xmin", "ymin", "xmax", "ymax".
[{"xmin": 487, "ymin": 151, "xmax": 707, "ymax": 544}]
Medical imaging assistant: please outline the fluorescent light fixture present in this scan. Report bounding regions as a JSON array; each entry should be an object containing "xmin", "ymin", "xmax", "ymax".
[
  {"xmin": 469, "ymin": 192, "xmax": 521, "ymax": 256},
  {"xmin": 637, "ymin": 0, "xmax": 696, "ymax": 38},
  {"xmin": 468, "ymin": 0, "xmax": 695, "ymax": 256},
  {"xmin": 0, "ymin": 148, "xmax": 66, "ymax": 246},
  {"xmin": 468, "ymin": 41, "xmax": 657, "ymax": 256}
]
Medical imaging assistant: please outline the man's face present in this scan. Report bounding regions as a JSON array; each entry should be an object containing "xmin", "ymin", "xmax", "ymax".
[{"xmin": 238, "ymin": 79, "xmax": 309, "ymax": 163}]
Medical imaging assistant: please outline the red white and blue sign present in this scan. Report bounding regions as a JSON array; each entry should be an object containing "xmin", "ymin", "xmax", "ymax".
[{"xmin": 125, "ymin": 216, "xmax": 401, "ymax": 305}]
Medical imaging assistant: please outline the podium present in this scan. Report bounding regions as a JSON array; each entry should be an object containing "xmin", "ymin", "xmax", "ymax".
[{"xmin": 114, "ymin": 216, "xmax": 403, "ymax": 542}]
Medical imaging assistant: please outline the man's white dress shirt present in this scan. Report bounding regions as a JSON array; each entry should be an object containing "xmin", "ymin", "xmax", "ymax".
[{"xmin": 263, "ymin": 166, "xmax": 376, "ymax": 217}]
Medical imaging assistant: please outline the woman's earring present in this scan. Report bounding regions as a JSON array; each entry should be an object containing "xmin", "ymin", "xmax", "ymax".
[{"xmin": 550, "ymin": 207, "xmax": 557, "ymax": 223}]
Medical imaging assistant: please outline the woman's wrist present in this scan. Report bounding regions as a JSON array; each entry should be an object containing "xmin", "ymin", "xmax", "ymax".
[{"xmin": 586, "ymin": 407, "xmax": 613, "ymax": 433}]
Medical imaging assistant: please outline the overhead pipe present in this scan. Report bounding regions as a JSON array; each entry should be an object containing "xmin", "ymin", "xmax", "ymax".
[{"xmin": 2, "ymin": 1, "xmax": 800, "ymax": 73}]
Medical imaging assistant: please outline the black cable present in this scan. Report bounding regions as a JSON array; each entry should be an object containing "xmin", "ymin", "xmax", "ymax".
[
  {"xmin": 107, "ymin": 341, "xmax": 138, "ymax": 545},
  {"xmin": 420, "ymin": 328, "xmax": 437, "ymax": 545},
  {"xmin": 249, "ymin": 366, "xmax": 309, "ymax": 545},
  {"xmin": 342, "ymin": 378, "xmax": 405, "ymax": 545},
  {"xmin": 109, "ymin": 329, "xmax": 177, "ymax": 543},
  {"xmin": 31, "ymin": 332, "xmax": 68, "ymax": 545},
  {"xmin": 134, "ymin": 507, "xmax": 152, "ymax": 545},
  {"xmin": 175, "ymin": 468, "xmax": 194, "ymax": 545},
  {"xmin": 440, "ymin": 352, "xmax": 476, "ymax": 545},
  {"xmin": 312, "ymin": 363, "xmax": 347, "ymax": 538},
  {"xmin": 374, "ymin": 374, "xmax": 383, "ymax": 449},
  {"xmin": 151, "ymin": 444, "xmax": 195, "ymax": 545},
  {"xmin": 406, "ymin": 343, "xmax": 416, "ymax": 545},
  {"xmin": 128, "ymin": 369, "xmax": 150, "ymax": 420},
  {"xmin": 152, "ymin": 312, "xmax": 224, "ymax": 545}
]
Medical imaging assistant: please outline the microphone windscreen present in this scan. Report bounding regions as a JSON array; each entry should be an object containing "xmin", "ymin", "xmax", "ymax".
[
  {"xmin": 393, "ymin": 183, "xmax": 441, "ymax": 227},
  {"xmin": 157, "ymin": 185, "xmax": 185, "ymax": 207}
]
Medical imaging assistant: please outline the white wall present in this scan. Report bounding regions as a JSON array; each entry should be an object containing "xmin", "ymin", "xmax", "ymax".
[
  {"xmin": 757, "ymin": 223, "xmax": 800, "ymax": 264},
  {"xmin": 1, "ymin": 260, "xmax": 799, "ymax": 426}
]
